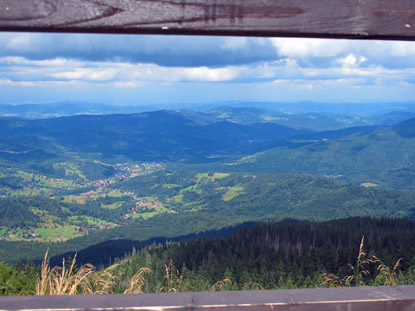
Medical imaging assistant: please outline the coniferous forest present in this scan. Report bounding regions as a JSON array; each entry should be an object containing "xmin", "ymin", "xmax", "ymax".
[{"xmin": 1, "ymin": 217, "xmax": 415, "ymax": 295}]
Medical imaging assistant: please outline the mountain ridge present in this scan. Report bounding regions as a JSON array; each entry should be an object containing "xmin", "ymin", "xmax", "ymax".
[{"xmin": 0, "ymin": 110, "xmax": 308, "ymax": 163}]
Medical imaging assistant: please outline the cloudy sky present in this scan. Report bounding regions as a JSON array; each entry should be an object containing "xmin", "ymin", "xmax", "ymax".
[{"xmin": 0, "ymin": 32, "xmax": 414, "ymax": 107}]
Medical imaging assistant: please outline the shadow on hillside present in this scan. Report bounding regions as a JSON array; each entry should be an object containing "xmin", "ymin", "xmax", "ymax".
[{"xmin": 46, "ymin": 221, "xmax": 264, "ymax": 268}]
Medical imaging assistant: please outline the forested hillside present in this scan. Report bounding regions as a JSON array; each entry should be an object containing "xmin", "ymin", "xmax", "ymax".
[
  {"xmin": 202, "ymin": 118, "xmax": 415, "ymax": 192},
  {"xmin": 198, "ymin": 106, "xmax": 415, "ymax": 131},
  {"xmin": 111, "ymin": 217, "xmax": 415, "ymax": 292},
  {"xmin": 0, "ymin": 111, "xmax": 306, "ymax": 163},
  {"xmin": 1, "ymin": 171, "xmax": 415, "ymax": 264},
  {"xmin": 2, "ymin": 217, "xmax": 415, "ymax": 295}
]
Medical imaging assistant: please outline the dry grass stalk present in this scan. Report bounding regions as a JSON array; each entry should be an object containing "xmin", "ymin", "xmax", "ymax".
[
  {"xmin": 321, "ymin": 236, "xmax": 376, "ymax": 288},
  {"xmin": 347, "ymin": 236, "xmax": 374, "ymax": 286},
  {"xmin": 159, "ymin": 260, "xmax": 182, "ymax": 293},
  {"xmin": 374, "ymin": 257, "xmax": 403, "ymax": 286},
  {"xmin": 242, "ymin": 281, "xmax": 264, "ymax": 290},
  {"xmin": 36, "ymin": 250, "xmax": 154, "ymax": 295},
  {"xmin": 36, "ymin": 250, "xmax": 51, "ymax": 295},
  {"xmin": 321, "ymin": 273, "xmax": 348, "ymax": 288},
  {"xmin": 124, "ymin": 267, "xmax": 152, "ymax": 294},
  {"xmin": 36, "ymin": 251, "xmax": 94, "ymax": 295},
  {"xmin": 211, "ymin": 278, "xmax": 232, "ymax": 291},
  {"xmin": 82, "ymin": 264, "xmax": 119, "ymax": 294}
]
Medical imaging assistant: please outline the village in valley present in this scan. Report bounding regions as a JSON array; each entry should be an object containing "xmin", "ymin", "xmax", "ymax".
[
  {"xmin": 0, "ymin": 161, "xmax": 177, "ymax": 242},
  {"xmin": 81, "ymin": 162, "xmax": 164, "ymax": 189}
]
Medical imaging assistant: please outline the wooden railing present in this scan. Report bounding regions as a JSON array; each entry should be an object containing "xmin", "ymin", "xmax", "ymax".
[
  {"xmin": 1, "ymin": 285, "xmax": 415, "ymax": 311},
  {"xmin": 0, "ymin": 0, "xmax": 414, "ymax": 40}
]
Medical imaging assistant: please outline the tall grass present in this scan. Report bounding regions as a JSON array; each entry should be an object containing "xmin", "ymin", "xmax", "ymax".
[
  {"xmin": 81, "ymin": 264, "xmax": 119, "ymax": 294},
  {"xmin": 346, "ymin": 236, "xmax": 374, "ymax": 286},
  {"xmin": 35, "ymin": 250, "xmax": 154, "ymax": 295},
  {"xmin": 211, "ymin": 279, "xmax": 232, "ymax": 291},
  {"xmin": 322, "ymin": 236, "xmax": 403, "ymax": 288},
  {"xmin": 36, "ymin": 250, "xmax": 94, "ymax": 295},
  {"xmin": 374, "ymin": 257, "xmax": 403, "ymax": 286},
  {"xmin": 159, "ymin": 259, "xmax": 182, "ymax": 293},
  {"xmin": 124, "ymin": 267, "xmax": 152, "ymax": 294}
]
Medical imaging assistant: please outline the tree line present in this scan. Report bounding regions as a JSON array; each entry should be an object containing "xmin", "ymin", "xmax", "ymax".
[{"xmin": 3, "ymin": 216, "xmax": 415, "ymax": 295}]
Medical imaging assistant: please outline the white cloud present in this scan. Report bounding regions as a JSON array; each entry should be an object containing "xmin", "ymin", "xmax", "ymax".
[
  {"xmin": 181, "ymin": 67, "xmax": 238, "ymax": 82},
  {"xmin": 0, "ymin": 56, "xmax": 242, "ymax": 84},
  {"xmin": 0, "ymin": 56, "xmax": 82, "ymax": 67},
  {"xmin": 270, "ymin": 38, "xmax": 415, "ymax": 61},
  {"xmin": 342, "ymin": 54, "xmax": 357, "ymax": 67},
  {"xmin": 128, "ymin": 63, "xmax": 241, "ymax": 82},
  {"xmin": 270, "ymin": 38, "xmax": 354, "ymax": 58},
  {"xmin": 0, "ymin": 79, "xmax": 82, "ymax": 87},
  {"xmin": 51, "ymin": 68, "xmax": 117, "ymax": 81},
  {"xmin": 373, "ymin": 41, "xmax": 415, "ymax": 58},
  {"xmin": 337, "ymin": 54, "xmax": 368, "ymax": 68},
  {"xmin": 114, "ymin": 81, "xmax": 144, "ymax": 88},
  {"xmin": 1, "ymin": 33, "xmax": 414, "ymax": 105},
  {"xmin": 0, "ymin": 79, "xmax": 34, "ymax": 86},
  {"xmin": 1, "ymin": 46, "xmax": 414, "ymax": 94},
  {"xmin": 297, "ymin": 63, "xmax": 414, "ymax": 82},
  {"xmin": 271, "ymin": 78, "xmax": 368, "ymax": 89},
  {"xmin": 327, "ymin": 78, "xmax": 366, "ymax": 85}
]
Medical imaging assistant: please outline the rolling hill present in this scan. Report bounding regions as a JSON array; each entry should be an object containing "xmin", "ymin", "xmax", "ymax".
[
  {"xmin": 218, "ymin": 118, "xmax": 415, "ymax": 191},
  {"xmin": 0, "ymin": 111, "xmax": 308, "ymax": 163},
  {"xmin": 1, "ymin": 171, "xmax": 415, "ymax": 263}
]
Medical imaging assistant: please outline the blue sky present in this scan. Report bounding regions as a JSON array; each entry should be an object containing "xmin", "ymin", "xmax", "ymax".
[{"xmin": 0, "ymin": 32, "xmax": 414, "ymax": 107}]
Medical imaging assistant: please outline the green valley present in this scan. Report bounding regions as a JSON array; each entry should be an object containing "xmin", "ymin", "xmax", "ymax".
[
  {"xmin": 1, "ymin": 168, "xmax": 415, "ymax": 263},
  {"xmin": 0, "ymin": 161, "xmax": 167, "ymax": 243},
  {"xmin": 1, "ymin": 109, "xmax": 415, "ymax": 268}
]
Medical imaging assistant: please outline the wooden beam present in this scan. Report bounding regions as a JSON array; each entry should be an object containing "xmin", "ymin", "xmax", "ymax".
[
  {"xmin": 0, "ymin": 0, "xmax": 414, "ymax": 40},
  {"xmin": 1, "ymin": 286, "xmax": 415, "ymax": 311}
]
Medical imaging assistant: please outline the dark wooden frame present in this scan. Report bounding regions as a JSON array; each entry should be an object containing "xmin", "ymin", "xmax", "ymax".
[{"xmin": 0, "ymin": 0, "xmax": 414, "ymax": 40}]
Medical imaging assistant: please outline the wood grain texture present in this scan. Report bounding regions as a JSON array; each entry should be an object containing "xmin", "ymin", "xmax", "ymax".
[
  {"xmin": 0, "ymin": 0, "xmax": 414, "ymax": 40},
  {"xmin": 1, "ymin": 285, "xmax": 415, "ymax": 311}
]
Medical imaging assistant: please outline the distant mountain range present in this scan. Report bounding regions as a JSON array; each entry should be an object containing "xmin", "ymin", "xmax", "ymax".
[
  {"xmin": 182, "ymin": 106, "xmax": 415, "ymax": 131},
  {"xmin": 2, "ymin": 102, "xmax": 415, "ymax": 130},
  {"xmin": 0, "ymin": 110, "xmax": 308, "ymax": 163},
  {"xmin": 192, "ymin": 101, "xmax": 415, "ymax": 115},
  {"xmin": 2, "ymin": 106, "xmax": 415, "ymax": 191},
  {"xmin": 0, "ymin": 102, "xmax": 157, "ymax": 119}
]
